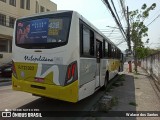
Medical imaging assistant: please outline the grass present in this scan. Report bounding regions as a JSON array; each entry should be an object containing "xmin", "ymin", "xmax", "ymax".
[
  {"xmin": 104, "ymin": 97, "xmax": 119, "ymax": 111},
  {"xmin": 119, "ymin": 81, "xmax": 124, "ymax": 86},
  {"xmin": 118, "ymin": 74, "xmax": 125, "ymax": 81},
  {"xmin": 134, "ymin": 72, "xmax": 140, "ymax": 75},
  {"xmin": 106, "ymin": 86, "xmax": 114, "ymax": 92},
  {"xmin": 134, "ymin": 77, "xmax": 138, "ymax": 79},
  {"xmin": 113, "ymin": 82, "xmax": 120, "ymax": 87},
  {"xmin": 129, "ymin": 102, "xmax": 138, "ymax": 106},
  {"xmin": 111, "ymin": 97, "xmax": 118, "ymax": 107},
  {"xmin": 112, "ymin": 74, "xmax": 125, "ymax": 87},
  {"xmin": 106, "ymin": 74, "xmax": 125, "ymax": 92},
  {"xmin": 133, "ymin": 70, "xmax": 141, "ymax": 75}
]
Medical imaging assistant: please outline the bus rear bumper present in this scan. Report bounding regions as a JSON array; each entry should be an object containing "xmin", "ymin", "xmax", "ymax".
[{"xmin": 12, "ymin": 76, "xmax": 79, "ymax": 103}]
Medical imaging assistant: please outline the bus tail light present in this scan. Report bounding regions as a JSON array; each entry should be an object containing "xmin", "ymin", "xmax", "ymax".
[
  {"xmin": 65, "ymin": 61, "xmax": 78, "ymax": 85},
  {"xmin": 12, "ymin": 61, "xmax": 17, "ymax": 78}
]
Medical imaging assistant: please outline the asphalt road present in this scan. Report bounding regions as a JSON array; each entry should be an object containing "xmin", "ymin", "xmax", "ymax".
[
  {"xmin": 0, "ymin": 75, "xmax": 120, "ymax": 120},
  {"xmin": 0, "ymin": 81, "xmax": 106, "ymax": 120}
]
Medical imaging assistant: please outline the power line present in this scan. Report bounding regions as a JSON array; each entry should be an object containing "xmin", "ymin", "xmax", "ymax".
[
  {"xmin": 145, "ymin": 7, "xmax": 160, "ymax": 25},
  {"xmin": 110, "ymin": 0, "xmax": 122, "ymax": 28},
  {"xmin": 102, "ymin": 0, "xmax": 127, "ymax": 42},
  {"xmin": 101, "ymin": 31, "xmax": 120, "ymax": 32},
  {"xmin": 119, "ymin": 0, "xmax": 127, "ymax": 24},
  {"xmin": 110, "ymin": 0, "xmax": 127, "ymax": 39},
  {"xmin": 147, "ymin": 14, "xmax": 160, "ymax": 26},
  {"xmin": 105, "ymin": 15, "xmax": 127, "ymax": 38},
  {"xmin": 144, "ymin": 42, "xmax": 160, "ymax": 45},
  {"xmin": 116, "ymin": 40, "xmax": 126, "ymax": 46}
]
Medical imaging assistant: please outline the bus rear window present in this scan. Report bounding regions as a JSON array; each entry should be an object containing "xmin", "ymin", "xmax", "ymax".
[{"xmin": 16, "ymin": 15, "xmax": 71, "ymax": 49}]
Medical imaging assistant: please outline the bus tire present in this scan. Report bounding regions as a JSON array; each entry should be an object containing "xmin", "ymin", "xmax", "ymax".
[{"xmin": 118, "ymin": 66, "xmax": 121, "ymax": 72}]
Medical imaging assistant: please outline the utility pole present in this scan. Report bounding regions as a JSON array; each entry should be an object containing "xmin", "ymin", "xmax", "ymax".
[
  {"xmin": 127, "ymin": 6, "xmax": 132, "ymax": 72},
  {"xmin": 127, "ymin": 6, "xmax": 131, "ymax": 51}
]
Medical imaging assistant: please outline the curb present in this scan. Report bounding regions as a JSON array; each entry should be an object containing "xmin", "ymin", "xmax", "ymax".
[
  {"xmin": 149, "ymin": 76, "xmax": 160, "ymax": 100},
  {"xmin": 0, "ymin": 78, "xmax": 11, "ymax": 83}
]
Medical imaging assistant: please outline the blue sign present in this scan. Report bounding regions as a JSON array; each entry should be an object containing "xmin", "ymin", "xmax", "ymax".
[{"xmin": 29, "ymin": 18, "xmax": 49, "ymax": 43}]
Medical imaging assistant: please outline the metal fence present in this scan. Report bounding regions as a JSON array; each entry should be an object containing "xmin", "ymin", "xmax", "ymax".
[{"xmin": 141, "ymin": 51, "xmax": 160, "ymax": 88}]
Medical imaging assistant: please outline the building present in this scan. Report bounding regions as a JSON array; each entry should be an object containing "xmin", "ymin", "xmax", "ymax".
[{"xmin": 0, "ymin": 0, "xmax": 57, "ymax": 66}]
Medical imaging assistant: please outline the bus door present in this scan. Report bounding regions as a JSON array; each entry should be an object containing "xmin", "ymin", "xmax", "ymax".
[{"xmin": 96, "ymin": 40, "xmax": 102, "ymax": 88}]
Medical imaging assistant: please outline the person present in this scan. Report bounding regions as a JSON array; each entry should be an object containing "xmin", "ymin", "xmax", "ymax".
[
  {"xmin": 18, "ymin": 23, "xmax": 30, "ymax": 44},
  {"xmin": 16, "ymin": 24, "xmax": 23, "ymax": 44}
]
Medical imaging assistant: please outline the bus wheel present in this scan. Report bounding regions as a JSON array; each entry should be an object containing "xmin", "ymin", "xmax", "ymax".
[{"xmin": 118, "ymin": 66, "xmax": 121, "ymax": 72}]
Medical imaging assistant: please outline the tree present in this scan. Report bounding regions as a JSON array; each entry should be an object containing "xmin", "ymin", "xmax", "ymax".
[
  {"xmin": 129, "ymin": 3, "xmax": 156, "ymax": 73},
  {"xmin": 136, "ymin": 47, "xmax": 150, "ymax": 59}
]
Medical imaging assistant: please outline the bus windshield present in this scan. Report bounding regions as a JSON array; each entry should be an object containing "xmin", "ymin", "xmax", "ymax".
[{"xmin": 16, "ymin": 14, "xmax": 71, "ymax": 49}]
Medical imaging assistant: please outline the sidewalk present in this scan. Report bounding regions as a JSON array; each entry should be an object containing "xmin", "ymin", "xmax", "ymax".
[
  {"xmin": 123, "ymin": 63, "xmax": 160, "ymax": 112},
  {"xmin": 93, "ymin": 62, "xmax": 160, "ymax": 120}
]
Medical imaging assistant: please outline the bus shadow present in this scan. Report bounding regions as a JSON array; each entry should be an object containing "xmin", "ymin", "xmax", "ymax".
[
  {"xmin": 18, "ymin": 89, "xmax": 104, "ymax": 111},
  {"xmin": 17, "ymin": 86, "xmax": 105, "ymax": 119}
]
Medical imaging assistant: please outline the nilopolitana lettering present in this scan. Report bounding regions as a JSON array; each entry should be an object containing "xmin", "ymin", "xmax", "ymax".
[{"xmin": 24, "ymin": 55, "xmax": 53, "ymax": 62}]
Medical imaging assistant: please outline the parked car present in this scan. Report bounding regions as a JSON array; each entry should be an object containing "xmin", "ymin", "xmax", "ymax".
[{"xmin": 0, "ymin": 62, "xmax": 12, "ymax": 77}]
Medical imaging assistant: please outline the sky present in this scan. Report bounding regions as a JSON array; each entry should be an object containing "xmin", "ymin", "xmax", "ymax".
[{"xmin": 51, "ymin": 0, "xmax": 160, "ymax": 51}]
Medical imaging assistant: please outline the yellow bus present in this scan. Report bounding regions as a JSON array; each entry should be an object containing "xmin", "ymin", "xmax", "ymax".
[{"xmin": 12, "ymin": 10, "xmax": 123, "ymax": 103}]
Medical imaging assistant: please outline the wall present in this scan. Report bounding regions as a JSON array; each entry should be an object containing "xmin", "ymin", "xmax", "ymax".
[
  {"xmin": 0, "ymin": 52, "xmax": 12, "ymax": 66},
  {"xmin": 141, "ymin": 52, "xmax": 160, "ymax": 90}
]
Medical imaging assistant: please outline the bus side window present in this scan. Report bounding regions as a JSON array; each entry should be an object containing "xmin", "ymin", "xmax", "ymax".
[
  {"xmin": 104, "ymin": 40, "xmax": 108, "ymax": 58},
  {"xmin": 112, "ymin": 46, "xmax": 115, "ymax": 59},
  {"xmin": 90, "ymin": 30, "xmax": 94, "ymax": 56},
  {"xmin": 82, "ymin": 26, "xmax": 90, "ymax": 56},
  {"xmin": 115, "ymin": 48, "xmax": 117, "ymax": 59},
  {"xmin": 80, "ymin": 22, "xmax": 94, "ymax": 57},
  {"xmin": 80, "ymin": 23, "xmax": 83, "ymax": 55},
  {"xmin": 108, "ymin": 43, "xmax": 111, "ymax": 58},
  {"xmin": 119, "ymin": 50, "xmax": 121, "ymax": 59}
]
